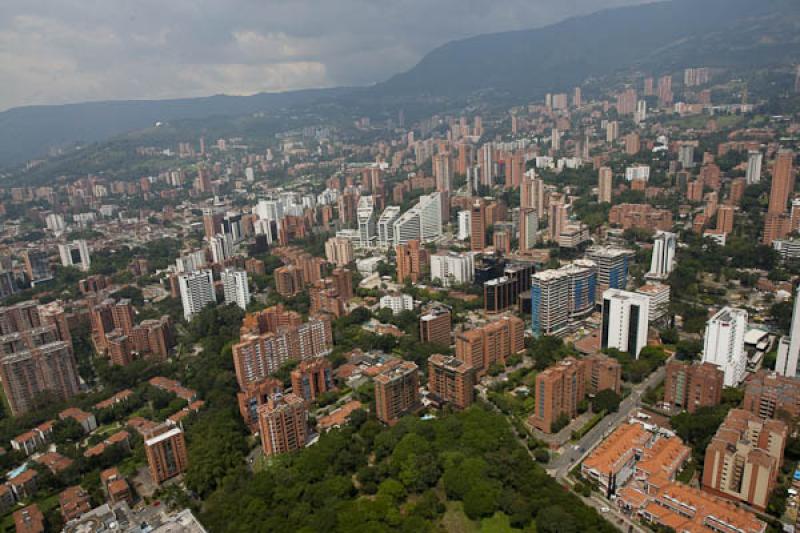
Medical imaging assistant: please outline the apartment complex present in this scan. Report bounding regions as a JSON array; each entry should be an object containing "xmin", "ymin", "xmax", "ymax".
[
  {"xmin": 144, "ymin": 423, "xmax": 189, "ymax": 485},
  {"xmin": 601, "ymin": 289, "xmax": 650, "ymax": 359},
  {"xmin": 530, "ymin": 355, "xmax": 621, "ymax": 433},
  {"xmin": 419, "ymin": 307, "xmax": 452, "ymax": 347},
  {"xmin": 396, "ymin": 240, "xmax": 428, "ymax": 284},
  {"xmin": 290, "ymin": 357, "xmax": 335, "ymax": 404},
  {"xmin": 742, "ymin": 370, "xmax": 800, "ymax": 420},
  {"xmin": 258, "ymin": 393, "xmax": 308, "ymax": 457},
  {"xmin": 427, "ymin": 354, "xmax": 476, "ymax": 409},
  {"xmin": 530, "ymin": 260, "xmax": 597, "ymax": 337},
  {"xmin": 702, "ymin": 307, "xmax": 748, "ymax": 387},
  {"xmin": 454, "ymin": 316, "xmax": 524, "ymax": 376},
  {"xmin": 178, "ymin": 269, "xmax": 216, "ymax": 321},
  {"xmin": 232, "ymin": 306, "xmax": 333, "ymax": 388},
  {"xmin": 374, "ymin": 361, "xmax": 420, "ymax": 425},
  {"xmin": 608, "ymin": 203, "xmax": 673, "ymax": 232},
  {"xmin": 702, "ymin": 409, "xmax": 788, "ymax": 510},
  {"xmin": 663, "ymin": 361, "xmax": 723, "ymax": 413},
  {"xmin": 586, "ymin": 246, "xmax": 634, "ymax": 299}
]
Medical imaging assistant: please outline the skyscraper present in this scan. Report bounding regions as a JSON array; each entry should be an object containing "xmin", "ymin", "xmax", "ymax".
[
  {"xmin": 357, "ymin": 195, "xmax": 376, "ymax": 248},
  {"xmin": 531, "ymin": 261, "xmax": 597, "ymax": 337},
  {"xmin": 647, "ymin": 231, "xmax": 677, "ymax": 280},
  {"xmin": 746, "ymin": 151, "xmax": 763, "ymax": 185},
  {"xmin": 427, "ymin": 354, "xmax": 476, "ymax": 409},
  {"xmin": 519, "ymin": 208, "xmax": 539, "ymax": 253},
  {"xmin": 470, "ymin": 199, "xmax": 486, "ymax": 251},
  {"xmin": 601, "ymin": 289, "xmax": 650, "ymax": 359},
  {"xmin": 221, "ymin": 268, "xmax": 251, "ymax": 310},
  {"xmin": 776, "ymin": 284, "xmax": 800, "ymax": 377},
  {"xmin": 178, "ymin": 269, "xmax": 216, "ymax": 321},
  {"xmin": 767, "ymin": 150, "xmax": 795, "ymax": 214},
  {"xmin": 598, "ymin": 167, "xmax": 613, "ymax": 204},
  {"xmin": 521, "ymin": 173, "xmax": 545, "ymax": 213},
  {"xmin": 433, "ymin": 152, "xmax": 454, "ymax": 192},
  {"xmin": 392, "ymin": 192, "xmax": 442, "ymax": 245},
  {"xmin": 587, "ymin": 246, "xmax": 634, "ymax": 299},
  {"xmin": 702, "ymin": 307, "xmax": 748, "ymax": 386}
]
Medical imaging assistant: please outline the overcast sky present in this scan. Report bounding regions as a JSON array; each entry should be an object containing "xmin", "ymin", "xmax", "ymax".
[{"xmin": 0, "ymin": 0, "xmax": 651, "ymax": 111}]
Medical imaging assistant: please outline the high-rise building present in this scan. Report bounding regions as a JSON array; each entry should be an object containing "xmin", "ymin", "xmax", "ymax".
[
  {"xmin": 587, "ymin": 246, "xmax": 634, "ymax": 299},
  {"xmin": 258, "ymin": 393, "xmax": 308, "ymax": 456},
  {"xmin": 606, "ymin": 121, "xmax": 619, "ymax": 143},
  {"xmin": 392, "ymin": 192, "xmax": 442, "ymax": 245},
  {"xmin": 433, "ymin": 152, "xmax": 454, "ymax": 192},
  {"xmin": 678, "ymin": 144, "xmax": 695, "ymax": 169},
  {"xmin": 396, "ymin": 240, "xmax": 428, "ymax": 284},
  {"xmin": 290, "ymin": 357, "xmax": 334, "ymax": 404},
  {"xmin": 455, "ymin": 316, "xmax": 524, "ymax": 375},
  {"xmin": 519, "ymin": 208, "xmax": 539, "ymax": 253},
  {"xmin": 601, "ymin": 289, "xmax": 650, "ymax": 359},
  {"xmin": 743, "ymin": 370, "xmax": 800, "ymax": 420},
  {"xmin": 374, "ymin": 361, "xmax": 420, "ymax": 425},
  {"xmin": 274, "ymin": 265, "xmax": 304, "ymax": 297},
  {"xmin": 457, "ymin": 210, "xmax": 471, "ymax": 241},
  {"xmin": 548, "ymin": 202, "xmax": 568, "ymax": 243},
  {"xmin": 625, "ymin": 133, "xmax": 640, "ymax": 155},
  {"xmin": 531, "ymin": 357, "xmax": 586, "ymax": 433},
  {"xmin": 702, "ymin": 307, "xmax": 748, "ymax": 387},
  {"xmin": 221, "ymin": 268, "xmax": 251, "ymax": 310},
  {"xmin": 178, "ymin": 269, "xmax": 216, "ymax": 322},
  {"xmin": 357, "ymin": 195, "xmax": 376, "ymax": 248},
  {"xmin": 521, "ymin": 173, "xmax": 545, "ymax": 214},
  {"xmin": 58, "ymin": 241, "xmax": 91, "ymax": 271},
  {"xmin": 716, "ymin": 205, "xmax": 734, "ymax": 234},
  {"xmin": 22, "ymin": 250, "xmax": 51, "ymax": 283},
  {"xmin": 702, "ymin": 409, "xmax": 787, "ymax": 511},
  {"xmin": 598, "ymin": 167, "xmax": 613, "ymax": 204},
  {"xmin": 419, "ymin": 307, "xmax": 452, "ymax": 347},
  {"xmin": 324, "ymin": 237, "xmax": 354, "ymax": 267},
  {"xmin": 647, "ymin": 231, "xmax": 677, "ymax": 280},
  {"xmin": 663, "ymin": 361, "xmax": 724, "ymax": 413},
  {"xmin": 776, "ymin": 284, "xmax": 800, "ymax": 377},
  {"xmin": 483, "ymin": 263, "xmax": 534, "ymax": 314},
  {"xmin": 427, "ymin": 354, "xmax": 476, "ymax": 410},
  {"xmin": 767, "ymin": 149, "xmax": 795, "ymax": 214},
  {"xmin": 377, "ymin": 206, "xmax": 401, "ymax": 248},
  {"xmin": 0, "ymin": 341, "xmax": 80, "ymax": 416},
  {"xmin": 746, "ymin": 150, "xmax": 763, "ymax": 185},
  {"xmin": 430, "ymin": 251, "xmax": 474, "ymax": 287},
  {"xmin": 530, "ymin": 260, "xmax": 597, "ymax": 336},
  {"xmin": 144, "ymin": 423, "xmax": 189, "ymax": 485},
  {"xmin": 469, "ymin": 199, "xmax": 486, "ymax": 251},
  {"xmin": 636, "ymin": 283, "xmax": 670, "ymax": 323},
  {"xmin": 232, "ymin": 310, "xmax": 332, "ymax": 388}
]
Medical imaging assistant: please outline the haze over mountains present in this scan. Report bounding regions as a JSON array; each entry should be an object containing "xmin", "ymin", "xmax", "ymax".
[{"xmin": 1, "ymin": 0, "xmax": 798, "ymax": 168}]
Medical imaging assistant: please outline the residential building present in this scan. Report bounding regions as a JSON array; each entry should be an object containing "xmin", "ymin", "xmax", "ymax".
[
  {"xmin": 635, "ymin": 283, "xmax": 670, "ymax": 323},
  {"xmin": 396, "ymin": 240, "xmax": 428, "ymax": 284},
  {"xmin": 581, "ymin": 422, "xmax": 651, "ymax": 492},
  {"xmin": 392, "ymin": 192, "xmax": 442, "ymax": 245},
  {"xmin": 742, "ymin": 370, "xmax": 800, "ymax": 420},
  {"xmin": 274, "ymin": 265, "xmax": 304, "ymax": 297},
  {"xmin": 601, "ymin": 289, "xmax": 650, "ymax": 359},
  {"xmin": 324, "ymin": 237, "xmax": 354, "ymax": 267},
  {"xmin": 530, "ymin": 357, "xmax": 586, "ymax": 433},
  {"xmin": 258, "ymin": 393, "xmax": 308, "ymax": 456},
  {"xmin": 455, "ymin": 316, "xmax": 524, "ymax": 376},
  {"xmin": 178, "ymin": 269, "xmax": 216, "ymax": 322},
  {"xmin": 357, "ymin": 195, "xmax": 376, "ymax": 248},
  {"xmin": 519, "ymin": 208, "xmax": 539, "ymax": 253},
  {"xmin": 702, "ymin": 409, "xmax": 787, "ymax": 510},
  {"xmin": 290, "ymin": 357, "xmax": 335, "ymax": 404},
  {"xmin": 221, "ymin": 268, "xmax": 251, "ymax": 310},
  {"xmin": 583, "ymin": 354, "xmax": 622, "ymax": 395},
  {"xmin": 776, "ymin": 283, "xmax": 800, "ymax": 377},
  {"xmin": 746, "ymin": 150, "xmax": 763, "ymax": 185},
  {"xmin": 379, "ymin": 294, "xmax": 413, "ymax": 315},
  {"xmin": 598, "ymin": 167, "xmax": 613, "ymax": 203},
  {"xmin": 430, "ymin": 251, "xmax": 475, "ymax": 287},
  {"xmin": 470, "ymin": 199, "xmax": 486, "ymax": 251},
  {"xmin": 377, "ymin": 206, "xmax": 401, "ymax": 248},
  {"xmin": 419, "ymin": 307, "xmax": 452, "ymax": 347},
  {"xmin": 144, "ymin": 423, "xmax": 189, "ymax": 485},
  {"xmin": 608, "ymin": 204, "xmax": 672, "ymax": 232},
  {"xmin": 663, "ymin": 361, "xmax": 723, "ymax": 413},
  {"xmin": 374, "ymin": 361, "xmax": 420, "ymax": 425},
  {"xmin": 702, "ymin": 307, "xmax": 748, "ymax": 386},
  {"xmin": 427, "ymin": 354, "xmax": 476, "ymax": 409}
]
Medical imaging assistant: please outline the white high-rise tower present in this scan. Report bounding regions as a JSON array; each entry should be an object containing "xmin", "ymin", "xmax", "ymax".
[
  {"xmin": 647, "ymin": 231, "xmax": 677, "ymax": 280},
  {"xmin": 776, "ymin": 284, "xmax": 800, "ymax": 377}
]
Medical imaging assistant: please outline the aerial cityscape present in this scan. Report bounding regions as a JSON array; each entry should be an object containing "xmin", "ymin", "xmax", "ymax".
[{"xmin": 0, "ymin": 0, "xmax": 800, "ymax": 531}]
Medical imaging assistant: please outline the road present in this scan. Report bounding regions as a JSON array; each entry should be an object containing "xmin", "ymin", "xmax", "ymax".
[{"xmin": 481, "ymin": 358, "xmax": 667, "ymax": 533}]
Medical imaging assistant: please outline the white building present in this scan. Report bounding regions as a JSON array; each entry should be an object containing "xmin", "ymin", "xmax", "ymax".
[
  {"xmin": 45, "ymin": 213, "xmax": 66, "ymax": 234},
  {"xmin": 601, "ymin": 289, "xmax": 650, "ymax": 359},
  {"xmin": 457, "ymin": 210, "xmax": 471, "ymax": 241},
  {"xmin": 647, "ymin": 231, "xmax": 677, "ymax": 280},
  {"xmin": 625, "ymin": 165, "xmax": 650, "ymax": 182},
  {"xmin": 221, "ymin": 268, "xmax": 251, "ymax": 310},
  {"xmin": 176, "ymin": 250, "xmax": 207, "ymax": 273},
  {"xmin": 702, "ymin": 307, "xmax": 748, "ymax": 387},
  {"xmin": 430, "ymin": 251, "xmax": 475, "ymax": 287},
  {"xmin": 178, "ymin": 269, "xmax": 217, "ymax": 321},
  {"xmin": 208, "ymin": 233, "xmax": 234, "ymax": 264},
  {"xmin": 379, "ymin": 294, "xmax": 414, "ymax": 315},
  {"xmin": 776, "ymin": 284, "xmax": 800, "ymax": 377},
  {"xmin": 636, "ymin": 283, "xmax": 670, "ymax": 323},
  {"xmin": 392, "ymin": 192, "xmax": 442, "ymax": 246},
  {"xmin": 377, "ymin": 206, "xmax": 401, "ymax": 249},
  {"xmin": 746, "ymin": 150, "xmax": 763, "ymax": 185},
  {"xmin": 58, "ymin": 240, "xmax": 91, "ymax": 271},
  {"xmin": 357, "ymin": 195, "xmax": 376, "ymax": 248}
]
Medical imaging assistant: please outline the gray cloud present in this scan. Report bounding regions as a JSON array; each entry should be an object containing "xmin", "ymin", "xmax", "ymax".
[{"xmin": 0, "ymin": 0, "xmax": 650, "ymax": 111}]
